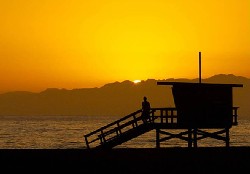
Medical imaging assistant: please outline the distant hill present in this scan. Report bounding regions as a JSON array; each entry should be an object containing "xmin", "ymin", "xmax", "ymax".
[{"xmin": 0, "ymin": 74, "xmax": 249, "ymax": 120}]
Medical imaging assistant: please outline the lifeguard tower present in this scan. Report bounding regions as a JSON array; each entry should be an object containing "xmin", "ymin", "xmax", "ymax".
[
  {"xmin": 156, "ymin": 81, "xmax": 242, "ymax": 147},
  {"xmin": 84, "ymin": 52, "xmax": 243, "ymax": 149}
]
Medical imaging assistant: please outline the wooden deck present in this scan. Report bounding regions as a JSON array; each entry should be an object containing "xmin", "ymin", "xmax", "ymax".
[{"xmin": 84, "ymin": 107, "xmax": 239, "ymax": 149}]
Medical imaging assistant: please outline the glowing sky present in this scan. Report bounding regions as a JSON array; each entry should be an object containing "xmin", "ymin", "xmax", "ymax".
[{"xmin": 0, "ymin": 0, "xmax": 249, "ymax": 93}]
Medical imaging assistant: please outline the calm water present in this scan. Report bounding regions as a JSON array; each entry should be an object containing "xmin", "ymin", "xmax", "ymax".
[{"xmin": 0, "ymin": 115, "xmax": 249, "ymax": 149}]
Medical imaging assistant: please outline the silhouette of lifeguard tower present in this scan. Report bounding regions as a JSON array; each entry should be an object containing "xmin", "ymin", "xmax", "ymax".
[{"xmin": 84, "ymin": 52, "xmax": 243, "ymax": 149}]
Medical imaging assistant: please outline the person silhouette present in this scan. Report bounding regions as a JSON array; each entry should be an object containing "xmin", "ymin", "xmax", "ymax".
[{"xmin": 141, "ymin": 96, "xmax": 151, "ymax": 123}]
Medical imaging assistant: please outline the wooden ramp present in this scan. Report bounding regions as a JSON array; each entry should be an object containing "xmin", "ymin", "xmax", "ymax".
[{"xmin": 84, "ymin": 107, "xmax": 239, "ymax": 149}]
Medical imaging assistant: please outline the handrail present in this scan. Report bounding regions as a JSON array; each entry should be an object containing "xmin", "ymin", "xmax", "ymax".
[
  {"xmin": 84, "ymin": 107, "xmax": 176, "ymax": 138},
  {"xmin": 84, "ymin": 109, "xmax": 142, "ymax": 138},
  {"xmin": 84, "ymin": 107, "xmax": 178, "ymax": 149},
  {"xmin": 84, "ymin": 107, "xmax": 239, "ymax": 149}
]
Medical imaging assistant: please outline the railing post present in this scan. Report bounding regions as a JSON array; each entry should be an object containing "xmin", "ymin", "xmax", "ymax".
[
  {"xmin": 165, "ymin": 109, "xmax": 168, "ymax": 124},
  {"xmin": 117, "ymin": 122, "xmax": 122, "ymax": 134},
  {"xmin": 151, "ymin": 110, "xmax": 155, "ymax": 123},
  {"xmin": 160, "ymin": 110, "xmax": 163, "ymax": 123},
  {"xmin": 101, "ymin": 130, "xmax": 106, "ymax": 143},
  {"xmin": 133, "ymin": 115, "xmax": 138, "ymax": 127},
  {"xmin": 171, "ymin": 109, "xmax": 174, "ymax": 124}
]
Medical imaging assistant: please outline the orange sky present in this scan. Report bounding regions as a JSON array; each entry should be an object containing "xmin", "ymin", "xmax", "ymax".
[{"xmin": 0, "ymin": 0, "xmax": 249, "ymax": 93}]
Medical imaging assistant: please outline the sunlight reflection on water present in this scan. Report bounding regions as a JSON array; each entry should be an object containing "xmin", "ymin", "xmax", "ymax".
[{"xmin": 0, "ymin": 116, "xmax": 249, "ymax": 149}]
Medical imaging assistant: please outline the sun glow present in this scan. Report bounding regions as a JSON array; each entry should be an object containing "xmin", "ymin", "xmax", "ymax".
[
  {"xmin": 133, "ymin": 80, "xmax": 141, "ymax": 84},
  {"xmin": 0, "ymin": 0, "xmax": 249, "ymax": 93}
]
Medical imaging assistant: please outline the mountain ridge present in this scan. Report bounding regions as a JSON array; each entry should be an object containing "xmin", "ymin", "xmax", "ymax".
[{"xmin": 0, "ymin": 74, "xmax": 249, "ymax": 120}]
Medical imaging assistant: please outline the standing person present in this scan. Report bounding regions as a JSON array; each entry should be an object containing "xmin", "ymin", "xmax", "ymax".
[{"xmin": 141, "ymin": 96, "xmax": 151, "ymax": 123}]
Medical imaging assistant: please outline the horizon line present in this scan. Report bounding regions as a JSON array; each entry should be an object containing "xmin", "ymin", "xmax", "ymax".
[{"xmin": 0, "ymin": 73, "xmax": 248, "ymax": 94}]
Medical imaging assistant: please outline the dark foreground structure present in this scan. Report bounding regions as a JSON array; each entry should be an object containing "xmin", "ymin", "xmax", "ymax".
[
  {"xmin": 85, "ymin": 82, "xmax": 243, "ymax": 149},
  {"xmin": 1, "ymin": 147, "xmax": 250, "ymax": 173}
]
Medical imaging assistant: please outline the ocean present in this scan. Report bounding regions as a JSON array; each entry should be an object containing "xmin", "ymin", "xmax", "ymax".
[{"xmin": 0, "ymin": 115, "xmax": 249, "ymax": 149}]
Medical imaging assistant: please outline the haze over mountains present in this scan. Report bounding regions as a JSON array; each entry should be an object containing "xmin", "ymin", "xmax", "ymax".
[{"xmin": 0, "ymin": 74, "xmax": 249, "ymax": 120}]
